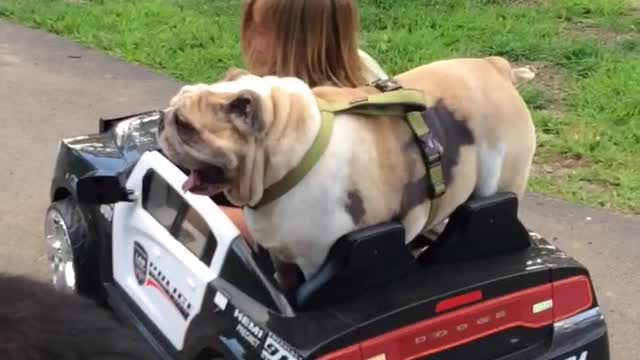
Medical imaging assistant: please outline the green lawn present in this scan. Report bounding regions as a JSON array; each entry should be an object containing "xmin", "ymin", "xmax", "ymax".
[{"xmin": 1, "ymin": 0, "xmax": 639, "ymax": 213}]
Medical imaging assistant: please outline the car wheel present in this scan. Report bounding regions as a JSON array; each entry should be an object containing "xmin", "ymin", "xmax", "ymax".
[{"xmin": 45, "ymin": 198, "xmax": 102, "ymax": 302}]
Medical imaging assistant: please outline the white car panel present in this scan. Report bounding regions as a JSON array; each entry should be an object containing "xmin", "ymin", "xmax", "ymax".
[{"xmin": 112, "ymin": 151, "xmax": 241, "ymax": 350}]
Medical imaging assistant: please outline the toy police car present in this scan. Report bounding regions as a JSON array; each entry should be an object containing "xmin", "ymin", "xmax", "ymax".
[{"xmin": 45, "ymin": 110, "xmax": 610, "ymax": 360}]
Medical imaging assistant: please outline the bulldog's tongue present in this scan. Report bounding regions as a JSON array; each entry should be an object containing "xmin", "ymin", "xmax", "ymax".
[{"xmin": 182, "ymin": 170, "xmax": 203, "ymax": 192}]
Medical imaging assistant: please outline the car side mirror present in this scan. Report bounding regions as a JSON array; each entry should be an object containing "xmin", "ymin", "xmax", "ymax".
[{"xmin": 76, "ymin": 175, "xmax": 135, "ymax": 204}]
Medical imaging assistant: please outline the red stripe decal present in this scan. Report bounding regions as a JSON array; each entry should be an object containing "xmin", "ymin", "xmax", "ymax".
[{"xmin": 145, "ymin": 278, "xmax": 173, "ymax": 304}]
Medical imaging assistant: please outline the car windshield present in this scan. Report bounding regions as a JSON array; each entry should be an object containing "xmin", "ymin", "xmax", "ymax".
[{"xmin": 114, "ymin": 112, "xmax": 161, "ymax": 152}]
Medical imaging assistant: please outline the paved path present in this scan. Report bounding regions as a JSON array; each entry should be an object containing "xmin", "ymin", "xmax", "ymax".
[
  {"xmin": 1, "ymin": 20, "xmax": 638, "ymax": 359},
  {"xmin": 521, "ymin": 194, "xmax": 640, "ymax": 359},
  {"xmin": 0, "ymin": 20, "xmax": 180, "ymax": 279}
]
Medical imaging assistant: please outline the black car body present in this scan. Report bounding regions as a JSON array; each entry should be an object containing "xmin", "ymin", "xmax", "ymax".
[{"xmin": 45, "ymin": 111, "xmax": 610, "ymax": 360}]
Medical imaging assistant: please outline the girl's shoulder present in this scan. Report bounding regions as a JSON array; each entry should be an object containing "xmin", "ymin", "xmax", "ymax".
[{"xmin": 358, "ymin": 49, "xmax": 388, "ymax": 82}]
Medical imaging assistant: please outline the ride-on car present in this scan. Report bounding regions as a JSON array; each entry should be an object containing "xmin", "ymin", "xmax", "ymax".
[{"xmin": 45, "ymin": 110, "xmax": 610, "ymax": 360}]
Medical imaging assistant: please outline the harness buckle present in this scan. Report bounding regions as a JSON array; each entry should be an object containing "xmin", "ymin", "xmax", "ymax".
[
  {"xmin": 372, "ymin": 78, "xmax": 402, "ymax": 93},
  {"xmin": 416, "ymin": 133, "xmax": 446, "ymax": 199}
]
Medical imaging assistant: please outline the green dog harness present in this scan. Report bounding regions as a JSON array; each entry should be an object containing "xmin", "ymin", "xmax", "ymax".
[{"xmin": 252, "ymin": 78, "xmax": 446, "ymax": 228}]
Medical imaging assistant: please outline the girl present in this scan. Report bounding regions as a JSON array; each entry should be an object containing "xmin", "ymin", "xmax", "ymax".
[
  {"xmin": 224, "ymin": 0, "xmax": 388, "ymax": 242},
  {"xmin": 240, "ymin": 0, "xmax": 387, "ymax": 86}
]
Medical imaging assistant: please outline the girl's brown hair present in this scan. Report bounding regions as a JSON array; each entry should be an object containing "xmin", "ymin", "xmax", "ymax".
[{"xmin": 240, "ymin": 0, "xmax": 368, "ymax": 88}]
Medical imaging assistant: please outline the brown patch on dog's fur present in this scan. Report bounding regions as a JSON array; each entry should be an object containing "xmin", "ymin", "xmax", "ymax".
[
  {"xmin": 346, "ymin": 190, "xmax": 366, "ymax": 225},
  {"xmin": 421, "ymin": 100, "xmax": 475, "ymax": 185},
  {"xmin": 345, "ymin": 111, "xmax": 424, "ymax": 226},
  {"xmin": 398, "ymin": 174, "xmax": 429, "ymax": 221}
]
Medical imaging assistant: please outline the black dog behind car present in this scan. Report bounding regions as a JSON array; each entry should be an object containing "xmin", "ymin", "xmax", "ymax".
[{"xmin": 0, "ymin": 273, "xmax": 155, "ymax": 360}]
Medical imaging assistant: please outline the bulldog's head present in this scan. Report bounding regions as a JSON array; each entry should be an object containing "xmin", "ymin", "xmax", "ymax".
[
  {"xmin": 157, "ymin": 69, "xmax": 315, "ymax": 206},
  {"xmin": 157, "ymin": 69, "xmax": 265, "ymax": 205}
]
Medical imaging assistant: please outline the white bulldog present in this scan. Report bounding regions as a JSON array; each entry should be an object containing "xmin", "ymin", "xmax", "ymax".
[{"xmin": 157, "ymin": 56, "xmax": 536, "ymax": 290}]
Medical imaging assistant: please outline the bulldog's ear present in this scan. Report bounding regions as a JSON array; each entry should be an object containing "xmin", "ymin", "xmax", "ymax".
[
  {"xmin": 221, "ymin": 67, "xmax": 250, "ymax": 82},
  {"xmin": 225, "ymin": 90, "xmax": 264, "ymax": 135}
]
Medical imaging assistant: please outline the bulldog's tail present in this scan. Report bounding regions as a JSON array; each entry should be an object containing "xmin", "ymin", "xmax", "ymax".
[
  {"xmin": 485, "ymin": 56, "xmax": 535, "ymax": 86},
  {"xmin": 511, "ymin": 66, "xmax": 536, "ymax": 86}
]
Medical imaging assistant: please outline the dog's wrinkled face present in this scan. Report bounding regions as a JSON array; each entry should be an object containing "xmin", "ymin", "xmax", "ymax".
[{"xmin": 158, "ymin": 71, "xmax": 270, "ymax": 205}]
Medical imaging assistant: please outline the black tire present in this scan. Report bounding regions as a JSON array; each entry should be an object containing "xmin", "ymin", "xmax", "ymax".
[{"xmin": 46, "ymin": 198, "xmax": 103, "ymax": 303}]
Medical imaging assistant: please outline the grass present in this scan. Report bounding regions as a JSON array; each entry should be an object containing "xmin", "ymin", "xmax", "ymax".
[{"xmin": 1, "ymin": 0, "xmax": 639, "ymax": 213}]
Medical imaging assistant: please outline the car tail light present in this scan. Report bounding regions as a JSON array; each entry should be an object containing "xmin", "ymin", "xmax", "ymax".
[
  {"xmin": 551, "ymin": 275, "xmax": 593, "ymax": 322},
  {"xmin": 318, "ymin": 276, "xmax": 593, "ymax": 360}
]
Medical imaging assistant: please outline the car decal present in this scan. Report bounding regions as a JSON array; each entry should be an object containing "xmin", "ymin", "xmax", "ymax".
[
  {"xmin": 260, "ymin": 332, "xmax": 302, "ymax": 360},
  {"xmin": 562, "ymin": 351, "xmax": 588, "ymax": 360},
  {"xmin": 146, "ymin": 261, "xmax": 192, "ymax": 320},
  {"xmin": 133, "ymin": 241, "xmax": 192, "ymax": 320},
  {"xmin": 232, "ymin": 308, "xmax": 265, "ymax": 349},
  {"xmin": 133, "ymin": 242, "xmax": 148, "ymax": 285},
  {"xmin": 225, "ymin": 306, "xmax": 302, "ymax": 359}
]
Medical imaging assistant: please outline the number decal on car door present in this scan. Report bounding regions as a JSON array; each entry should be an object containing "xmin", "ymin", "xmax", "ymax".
[
  {"xmin": 260, "ymin": 333, "xmax": 302, "ymax": 360},
  {"xmin": 564, "ymin": 350, "xmax": 588, "ymax": 360}
]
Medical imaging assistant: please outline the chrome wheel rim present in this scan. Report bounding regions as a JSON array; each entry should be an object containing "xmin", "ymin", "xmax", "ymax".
[{"xmin": 45, "ymin": 208, "xmax": 76, "ymax": 292}]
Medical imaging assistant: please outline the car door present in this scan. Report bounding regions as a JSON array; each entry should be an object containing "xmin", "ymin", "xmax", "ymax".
[{"xmin": 111, "ymin": 151, "xmax": 240, "ymax": 351}]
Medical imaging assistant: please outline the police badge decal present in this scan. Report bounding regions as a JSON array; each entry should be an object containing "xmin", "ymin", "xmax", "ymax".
[{"xmin": 133, "ymin": 241, "xmax": 149, "ymax": 285}]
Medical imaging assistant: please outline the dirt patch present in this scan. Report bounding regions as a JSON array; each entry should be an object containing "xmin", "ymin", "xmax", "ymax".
[
  {"xmin": 565, "ymin": 20, "xmax": 637, "ymax": 42},
  {"xmin": 531, "ymin": 157, "xmax": 607, "ymax": 194},
  {"xmin": 496, "ymin": 0, "xmax": 549, "ymax": 6},
  {"xmin": 533, "ymin": 156, "xmax": 591, "ymax": 175},
  {"xmin": 629, "ymin": 5, "xmax": 640, "ymax": 25},
  {"xmin": 515, "ymin": 61, "xmax": 569, "ymax": 115}
]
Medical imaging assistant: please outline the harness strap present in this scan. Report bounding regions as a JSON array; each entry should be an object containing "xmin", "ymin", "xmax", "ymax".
[
  {"xmin": 252, "ymin": 78, "xmax": 447, "ymax": 230},
  {"xmin": 250, "ymin": 110, "xmax": 335, "ymax": 209},
  {"xmin": 315, "ymin": 89, "xmax": 427, "ymax": 116},
  {"xmin": 372, "ymin": 79, "xmax": 446, "ymax": 228},
  {"xmin": 406, "ymin": 112, "xmax": 446, "ymax": 228}
]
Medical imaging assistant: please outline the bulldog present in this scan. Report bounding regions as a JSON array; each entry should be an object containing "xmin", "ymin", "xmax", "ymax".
[{"xmin": 157, "ymin": 56, "xmax": 536, "ymax": 289}]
